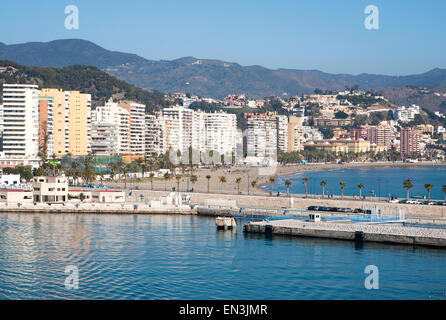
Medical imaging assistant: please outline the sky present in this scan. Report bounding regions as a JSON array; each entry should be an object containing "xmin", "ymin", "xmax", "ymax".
[{"xmin": 0, "ymin": 0, "xmax": 445, "ymax": 75}]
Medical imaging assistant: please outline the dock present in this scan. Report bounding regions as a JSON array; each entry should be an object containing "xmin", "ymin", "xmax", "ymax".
[{"xmin": 244, "ymin": 219, "xmax": 446, "ymax": 248}]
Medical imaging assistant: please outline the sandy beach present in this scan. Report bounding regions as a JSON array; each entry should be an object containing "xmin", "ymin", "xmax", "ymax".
[{"xmin": 107, "ymin": 161, "xmax": 446, "ymax": 196}]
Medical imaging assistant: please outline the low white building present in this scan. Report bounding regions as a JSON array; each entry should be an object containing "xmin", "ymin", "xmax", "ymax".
[
  {"xmin": 32, "ymin": 175, "xmax": 68, "ymax": 203},
  {"xmin": 0, "ymin": 173, "xmax": 20, "ymax": 186}
]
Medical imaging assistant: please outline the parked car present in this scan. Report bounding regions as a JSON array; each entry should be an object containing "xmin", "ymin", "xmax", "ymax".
[{"xmin": 308, "ymin": 206, "xmax": 320, "ymax": 211}]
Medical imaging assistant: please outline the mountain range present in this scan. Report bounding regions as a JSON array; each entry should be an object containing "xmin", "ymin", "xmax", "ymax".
[{"xmin": 1, "ymin": 39, "xmax": 446, "ymax": 111}]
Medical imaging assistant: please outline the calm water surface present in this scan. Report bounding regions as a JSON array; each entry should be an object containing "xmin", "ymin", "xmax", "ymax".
[
  {"xmin": 0, "ymin": 213, "xmax": 445, "ymax": 300},
  {"xmin": 271, "ymin": 166, "xmax": 446, "ymax": 200}
]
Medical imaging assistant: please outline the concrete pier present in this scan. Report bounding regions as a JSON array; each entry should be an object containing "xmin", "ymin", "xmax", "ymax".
[{"xmin": 244, "ymin": 220, "xmax": 446, "ymax": 248}]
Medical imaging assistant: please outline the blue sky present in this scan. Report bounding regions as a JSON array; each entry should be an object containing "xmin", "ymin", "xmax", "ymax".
[{"xmin": 0, "ymin": 0, "xmax": 445, "ymax": 75}]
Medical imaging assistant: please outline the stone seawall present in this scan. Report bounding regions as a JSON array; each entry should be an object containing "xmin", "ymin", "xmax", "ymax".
[{"xmin": 131, "ymin": 190, "xmax": 446, "ymax": 218}]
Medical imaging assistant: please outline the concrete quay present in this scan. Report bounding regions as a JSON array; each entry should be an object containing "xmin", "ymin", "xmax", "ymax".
[
  {"xmin": 0, "ymin": 202, "xmax": 196, "ymax": 215},
  {"xmin": 244, "ymin": 220, "xmax": 446, "ymax": 248},
  {"xmin": 132, "ymin": 190, "xmax": 446, "ymax": 218}
]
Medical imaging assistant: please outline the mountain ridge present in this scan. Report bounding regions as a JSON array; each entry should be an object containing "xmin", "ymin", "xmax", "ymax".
[{"xmin": 1, "ymin": 39, "xmax": 446, "ymax": 102}]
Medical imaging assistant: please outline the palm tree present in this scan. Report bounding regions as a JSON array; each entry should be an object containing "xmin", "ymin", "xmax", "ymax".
[
  {"xmin": 269, "ymin": 177, "xmax": 276, "ymax": 196},
  {"xmin": 339, "ymin": 181, "xmax": 346, "ymax": 200},
  {"xmin": 175, "ymin": 175, "xmax": 182, "ymax": 192},
  {"xmin": 164, "ymin": 172, "xmax": 171, "ymax": 191},
  {"xmin": 149, "ymin": 173, "xmax": 155, "ymax": 191},
  {"xmin": 251, "ymin": 180, "xmax": 257, "ymax": 191},
  {"xmin": 235, "ymin": 177, "xmax": 242, "ymax": 195},
  {"xmin": 320, "ymin": 180, "xmax": 327, "ymax": 198},
  {"xmin": 219, "ymin": 176, "xmax": 226, "ymax": 193},
  {"xmin": 403, "ymin": 179, "xmax": 413, "ymax": 199},
  {"xmin": 357, "ymin": 183, "xmax": 365, "ymax": 199},
  {"xmin": 443, "ymin": 185, "xmax": 446, "ymax": 201},
  {"xmin": 302, "ymin": 177, "xmax": 309, "ymax": 198},
  {"xmin": 190, "ymin": 175, "xmax": 198, "ymax": 190},
  {"xmin": 206, "ymin": 175, "xmax": 211, "ymax": 193},
  {"xmin": 425, "ymin": 183, "xmax": 434, "ymax": 201},
  {"xmin": 285, "ymin": 179, "xmax": 292, "ymax": 197}
]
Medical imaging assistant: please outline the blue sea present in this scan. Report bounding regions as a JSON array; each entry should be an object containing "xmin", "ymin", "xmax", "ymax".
[
  {"xmin": 271, "ymin": 166, "xmax": 446, "ymax": 200},
  {"xmin": 0, "ymin": 213, "xmax": 445, "ymax": 300}
]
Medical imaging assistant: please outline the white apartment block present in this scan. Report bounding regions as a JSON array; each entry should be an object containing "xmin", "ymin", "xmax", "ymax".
[
  {"xmin": 161, "ymin": 106, "xmax": 195, "ymax": 156},
  {"xmin": 92, "ymin": 99, "xmax": 130, "ymax": 155},
  {"xmin": 1, "ymin": 84, "xmax": 40, "ymax": 158},
  {"xmin": 145, "ymin": 113, "xmax": 164, "ymax": 156},
  {"xmin": 91, "ymin": 123, "xmax": 119, "ymax": 155},
  {"xmin": 393, "ymin": 105, "xmax": 420, "ymax": 123},
  {"xmin": 118, "ymin": 101, "xmax": 146, "ymax": 155},
  {"xmin": 204, "ymin": 111, "xmax": 237, "ymax": 157},
  {"xmin": 243, "ymin": 113, "xmax": 278, "ymax": 159}
]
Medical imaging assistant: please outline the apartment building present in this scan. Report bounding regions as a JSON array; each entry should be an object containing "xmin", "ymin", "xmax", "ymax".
[
  {"xmin": 243, "ymin": 112, "xmax": 278, "ymax": 159},
  {"xmin": 91, "ymin": 98, "xmax": 130, "ymax": 155},
  {"xmin": 67, "ymin": 91, "xmax": 91, "ymax": 156},
  {"xmin": 39, "ymin": 89, "xmax": 70, "ymax": 158},
  {"xmin": 1, "ymin": 84, "xmax": 40, "ymax": 159},
  {"xmin": 400, "ymin": 127, "xmax": 421, "ymax": 155},
  {"xmin": 119, "ymin": 101, "xmax": 146, "ymax": 155},
  {"xmin": 204, "ymin": 111, "xmax": 237, "ymax": 157},
  {"xmin": 366, "ymin": 125, "xmax": 394, "ymax": 149},
  {"xmin": 145, "ymin": 113, "xmax": 164, "ymax": 156}
]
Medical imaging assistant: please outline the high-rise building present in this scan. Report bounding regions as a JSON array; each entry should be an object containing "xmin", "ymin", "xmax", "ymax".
[
  {"xmin": 204, "ymin": 111, "xmax": 237, "ymax": 157},
  {"xmin": 1, "ymin": 84, "xmax": 40, "ymax": 158},
  {"xmin": 145, "ymin": 113, "xmax": 164, "ymax": 156},
  {"xmin": 367, "ymin": 125, "xmax": 394, "ymax": 149},
  {"xmin": 67, "ymin": 91, "xmax": 91, "ymax": 156},
  {"xmin": 92, "ymin": 98, "xmax": 130, "ymax": 155},
  {"xmin": 119, "ymin": 101, "xmax": 146, "ymax": 155},
  {"xmin": 243, "ymin": 112, "xmax": 279, "ymax": 159},
  {"xmin": 39, "ymin": 89, "xmax": 70, "ymax": 158},
  {"xmin": 400, "ymin": 128, "xmax": 420, "ymax": 155}
]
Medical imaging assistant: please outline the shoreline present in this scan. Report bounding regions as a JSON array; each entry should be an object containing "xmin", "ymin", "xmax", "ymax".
[{"xmin": 258, "ymin": 161, "xmax": 446, "ymax": 191}]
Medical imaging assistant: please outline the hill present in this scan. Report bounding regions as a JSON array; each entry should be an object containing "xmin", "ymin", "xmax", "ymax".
[
  {"xmin": 3, "ymin": 40, "xmax": 446, "ymax": 100},
  {"xmin": 0, "ymin": 60, "xmax": 170, "ymax": 111}
]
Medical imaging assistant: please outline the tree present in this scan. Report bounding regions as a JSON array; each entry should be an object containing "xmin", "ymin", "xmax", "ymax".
[
  {"xmin": 320, "ymin": 180, "xmax": 327, "ymax": 198},
  {"xmin": 339, "ymin": 181, "xmax": 346, "ymax": 200},
  {"xmin": 357, "ymin": 183, "xmax": 365, "ymax": 199},
  {"xmin": 334, "ymin": 111, "xmax": 348, "ymax": 119},
  {"xmin": 425, "ymin": 184, "xmax": 434, "ymax": 201},
  {"xmin": 285, "ymin": 179, "xmax": 292, "ymax": 197},
  {"xmin": 206, "ymin": 175, "xmax": 211, "ymax": 193},
  {"xmin": 251, "ymin": 180, "xmax": 257, "ymax": 190},
  {"xmin": 149, "ymin": 173, "xmax": 155, "ymax": 191},
  {"xmin": 175, "ymin": 175, "xmax": 182, "ymax": 192},
  {"xmin": 190, "ymin": 174, "xmax": 198, "ymax": 191},
  {"xmin": 164, "ymin": 172, "xmax": 171, "ymax": 191},
  {"xmin": 235, "ymin": 177, "xmax": 242, "ymax": 195},
  {"xmin": 403, "ymin": 179, "xmax": 413, "ymax": 199},
  {"xmin": 443, "ymin": 185, "xmax": 446, "ymax": 201},
  {"xmin": 269, "ymin": 177, "xmax": 276, "ymax": 196},
  {"xmin": 219, "ymin": 176, "xmax": 226, "ymax": 193},
  {"xmin": 302, "ymin": 177, "xmax": 309, "ymax": 198}
]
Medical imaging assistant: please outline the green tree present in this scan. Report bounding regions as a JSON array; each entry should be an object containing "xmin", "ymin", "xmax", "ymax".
[
  {"xmin": 149, "ymin": 173, "xmax": 155, "ymax": 191},
  {"xmin": 285, "ymin": 179, "xmax": 292, "ymax": 197},
  {"xmin": 175, "ymin": 175, "xmax": 182, "ymax": 192},
  {"xmin": 269, "ymin": 177, "xmax": 276, "ymax": 196},
  {"xmin": 403, "ymin": 179, "xmax": 413, "ymax": 199},
  {"xmin": 339, "ymin": 181, "xmax": 346, "ymax": 200},
  {"xmin": 206, "ymin": 175, "xmax": 211, "ymax": 193},
  {"xmin": 235, "ymin": 177, "xmax": 242, "ymax": 195},
  {"xmin": 425, "ymin": 184, "xmax": 434, "ymax": 201},
  {"xmin": 302, "ymin": 177, "xmax": 309, "ymax": 198},
  {"xmin": 357, "ymin": 183, "xmax": 365, "ymax": 199},
  {"xmin": 219, "ymin": 176, "xmax": 226, "ymax": 193},
  {"xmin": 320, "ymin": 180, "xmax": 327, "ymax": 198}
]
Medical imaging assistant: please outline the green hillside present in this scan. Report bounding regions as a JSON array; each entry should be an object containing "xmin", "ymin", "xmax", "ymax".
[{"xmin": 0, "ymin": 60, "xmax": 171, "ymax": 112}]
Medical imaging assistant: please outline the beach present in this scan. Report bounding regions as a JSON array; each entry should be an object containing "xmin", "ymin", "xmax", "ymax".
[{"xmin": 107, "ymin": 161, "xmax": 446, "ymax": 196}]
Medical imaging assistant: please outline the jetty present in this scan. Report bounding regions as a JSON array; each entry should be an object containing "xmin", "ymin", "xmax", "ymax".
[{"xmin": 244, "ymin": 218, "xmax": 446, "ymax": 248}]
